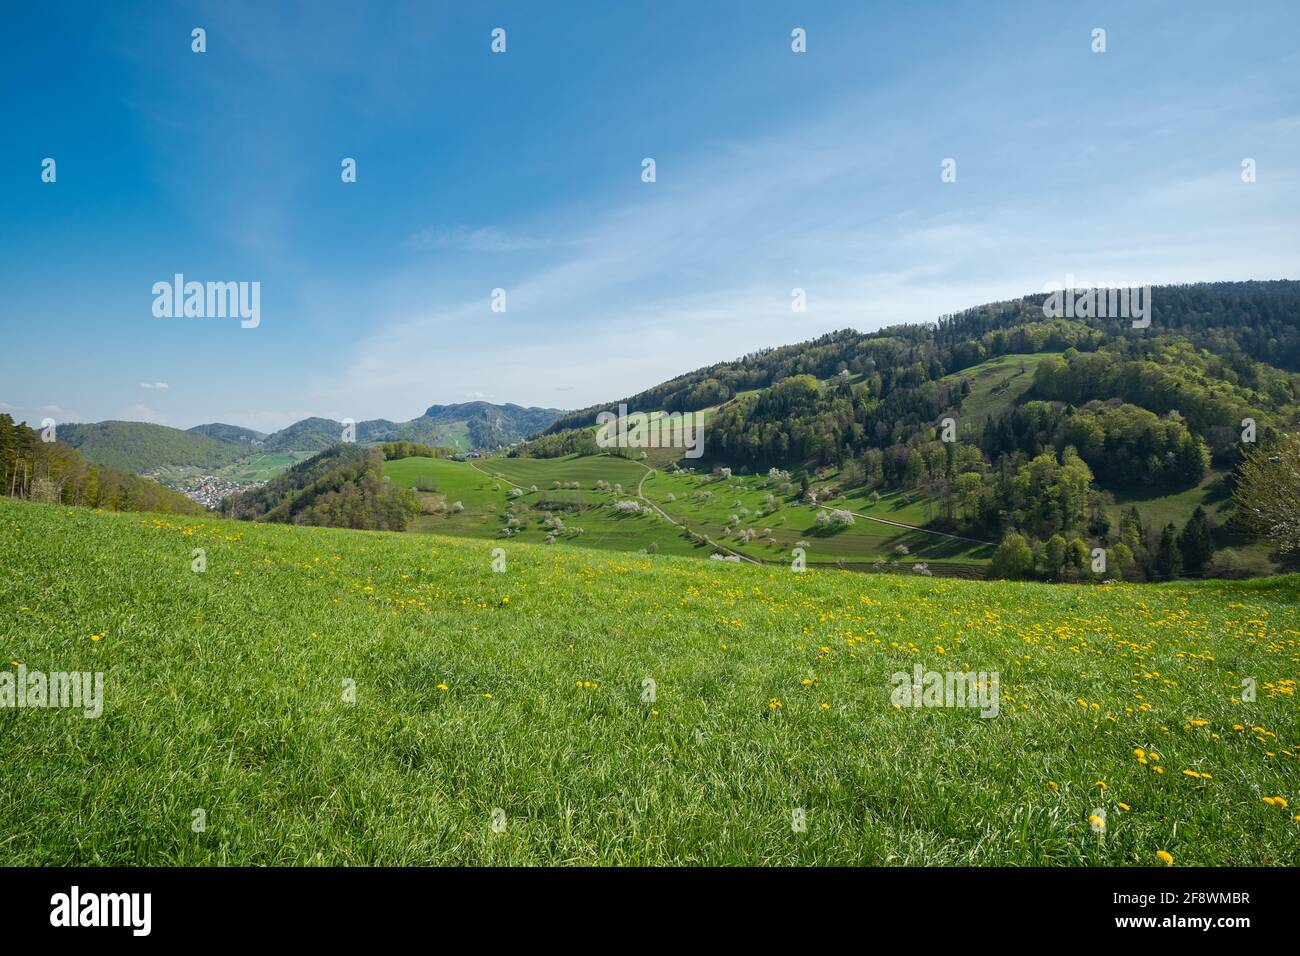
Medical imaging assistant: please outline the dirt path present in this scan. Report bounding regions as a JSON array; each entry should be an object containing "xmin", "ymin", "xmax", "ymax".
[
  {"xmin": 814, "ymin": 504, "xmax": 994, "ymax": 546},
  {"xmin": 634, "ymin": 463, "xmax": 761, "ymax": 564},
  {"xmin": 467, "ymin": 459, "xmax": 523, "ymax": 490}
]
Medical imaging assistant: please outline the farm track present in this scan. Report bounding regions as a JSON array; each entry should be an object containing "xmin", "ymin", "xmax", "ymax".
[
  {"xmin": 474, "ymin": 456, "xmax": 985, "ymax": 572},
  {"xmin": 814, "ymin": 504, "xmax": 995, "ymax": 547},
  {"xmin": 633, "ymin": 463, "xmax": 761, "ymax": 564}
]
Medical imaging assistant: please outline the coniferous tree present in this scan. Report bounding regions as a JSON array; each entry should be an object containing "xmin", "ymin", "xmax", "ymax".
[
  {"xmin": 1155, "ymin": 523, "xmax": 1183, "ymax": 579},
  {"xmin": 1178, "ymin": 506, "xmax": 1215, "ymax": 577}
]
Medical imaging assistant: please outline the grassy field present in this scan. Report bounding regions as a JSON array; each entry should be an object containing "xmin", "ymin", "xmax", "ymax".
[
  {"xmin": 939, "ymin": 352, "xmax": 1058, "ymax": 433},
  {"xmin": 640, "ymin": 465, "xmax": 995, "ymax": 572},
  {"xmin": 218, "ymin": 451, "xmax": 315, "ymax": 482},
  {"xmin": 2, "ymin": 496, "xmax": 1297, "ymax": 865},
  {"xmin": 385, "ymin": 453, "xmax": 993, "ymax": 571},
  {"xmin": 386, "ymin": 454, "xmax": 708, "ymax": 557}
]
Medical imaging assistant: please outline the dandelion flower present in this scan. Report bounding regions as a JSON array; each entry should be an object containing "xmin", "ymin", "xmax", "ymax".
[{"xmin": 1156, "ymin": 850, "xmax": 1174, "ymax": 866}]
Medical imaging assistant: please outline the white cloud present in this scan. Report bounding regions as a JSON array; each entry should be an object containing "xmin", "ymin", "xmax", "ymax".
[
  {"xmin": 139, "ymin": 382, "xmax": 170, "ymax": 390},
  {"xmin": 123, "ymin": 404, "xmax": 161, "ymax": 422},
  {"xmin": 403, "ymin": 226, "xmax": 553, "ymax": 253}
]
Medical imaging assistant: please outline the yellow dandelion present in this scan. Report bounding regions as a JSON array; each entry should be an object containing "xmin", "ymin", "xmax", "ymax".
[{"xmin": 1156, "ymin": 850, "xmax": 1174, "ymax": 866}]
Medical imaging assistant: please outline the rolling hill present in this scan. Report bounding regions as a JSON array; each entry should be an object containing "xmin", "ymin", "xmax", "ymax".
[
  {"xmin": 30, "ymin": 281, "xmax": 1300, "ymax": 581},
  {"xmin": 4, "ymin": 493, "xmax": 1297, "ymax": 865},
  {"xmin": 187, "ymin": 422, "xmax": 267, "ymax": 445},
  {"xmin": 50, "ymin": 403, "xmax": 569, "ymax": 479},
  {"xmin": 252, "ymin": 404, "xmax": 566, "ymax": 455},
  {"xmin": 511, "ymin": 281, "xmax": 1300, "ymax": 580},
  {"xmin": 56, "ymin": 421, "xmax": 250, "ymax": 473}
]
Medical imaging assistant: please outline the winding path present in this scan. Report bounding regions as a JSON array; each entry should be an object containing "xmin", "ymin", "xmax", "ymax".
[
  {"xmin": 813, "ymin": 504, "xmax": 994, "ymax": 546},
  {"xmin": 632, "ymin": 462, "xmax": 761, "ymax": 564}
]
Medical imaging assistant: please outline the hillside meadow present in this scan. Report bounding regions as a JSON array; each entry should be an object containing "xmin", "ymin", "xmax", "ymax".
[
  {"xmin": 386, "ymin": 452, "xmax": 995, "ymax": 572},
  {"xmin": 1, "ymin": 497, "xmax": 1297, "ymax": 865}
]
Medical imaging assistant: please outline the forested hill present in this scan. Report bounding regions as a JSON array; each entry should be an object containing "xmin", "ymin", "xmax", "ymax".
[
  {"xmin": 544, "ymin": 280, "xmax": 1300, "ymax": 435},
  {"xmin": 517, "ymin": 280, "xmax": 1300, "ymax": 582},
  {"xmin": 57, "ymin": 420, "xmax": 249, "ymax": 473},
  {"xmin": 187, "ymin": 423, "xmax": 266, "ymax": 444},
  {"xmin": 0, "ymin": 414, "xmax": 202, "ymax": 515},
  {"xmin": 221, "ymin": 444, "xmax": 418, "ymax": 530}
]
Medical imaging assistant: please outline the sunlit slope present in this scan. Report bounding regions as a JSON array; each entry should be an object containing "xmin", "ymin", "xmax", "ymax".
[{"xmin": 1, "ymin": 498, "xmax": 1297, "ymax": 865}]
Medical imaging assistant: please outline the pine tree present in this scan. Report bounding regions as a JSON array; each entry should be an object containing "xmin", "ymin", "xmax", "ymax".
[
  {"xmin": 1178, "ymin": 506, "xmax": 1214, "ymax": 577},
  {"xmin": 1155, "ymin": 523, "xmax": 1183, "ymax": 579}
]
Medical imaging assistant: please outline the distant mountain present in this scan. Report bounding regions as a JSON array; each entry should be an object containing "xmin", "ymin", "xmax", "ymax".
[
  {"xmin": 261, "ymin": 403, "xmax": 566, "ymax": 454},
  {"xmin": 187, "ymin": 423, "xmax": 267, "ymax": 445},
  {"xmin": 47, "ymin": 403, "xmax": 567, "ymax": 475},
  {"xmin": 259, "ymin": 417, "xmax": 348, "ymax": 453},
  {"xmin": 423, "ymin": 402, "xmax": 565, "ymax": 448},
  {"xmin": 57, "ymin": 421, "xmax": 249, "ymax": 473}
]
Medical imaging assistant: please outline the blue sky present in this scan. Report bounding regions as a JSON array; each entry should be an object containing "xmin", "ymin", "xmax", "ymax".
[{"xmin": 2, "ymin": 0, "xmax": 1298, "ymax": 432}]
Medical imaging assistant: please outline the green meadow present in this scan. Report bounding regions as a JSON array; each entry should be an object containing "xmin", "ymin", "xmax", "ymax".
[
  {"xmin": 1, "ymin": 497, "xmax": 1297, "ymax": 865},
  {"xmin": 382, "ymin": 452, "xmax": 995, "ymax": 573}
]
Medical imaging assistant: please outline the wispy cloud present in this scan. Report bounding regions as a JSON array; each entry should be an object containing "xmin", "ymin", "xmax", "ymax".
[{"xmin": 402, "ymin": 226, "xmax": 555, "ymax": 254}]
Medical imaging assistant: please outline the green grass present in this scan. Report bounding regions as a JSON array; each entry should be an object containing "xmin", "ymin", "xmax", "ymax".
[
  {"xmin": 641, "ymin": 467, "xmax": 994, "ymax": 572},
  {"xmin": 400, "ymin": 453, "xmax": 991, "ymax": 568},
  {"xmin": 217, "ymin": 451, "xmax": 314, "ymax": 482},
  {"xmin": 3, "ymin": 496, "xmax": 1297, "ymax": 865},
  {"xmin": 1105, "ymin": 470, "xmax": 1280, "ymax": 573},
  {"xmin": 1106, "ymin": 470, "xmax": 1233, "ymax": 531},
  {"xmin": 941, "ymin": 352, "xmax": 1058, "ymax": 433},
  {"xmin": 385, "ymin": 454, "xmax": 706, "ymax": 557},
  {"xmin": 483, "ymin": 453, "xmax": 648, "ymax": 489}
]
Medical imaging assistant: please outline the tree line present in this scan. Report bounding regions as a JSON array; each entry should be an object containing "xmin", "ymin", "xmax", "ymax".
[
  {"xmin": 222, "ymin": 444, "xmax": 418, "ymax": 530},
  {"xmin": 0, "ymin": 414, "xmax": 202, "ymax": 515}
]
